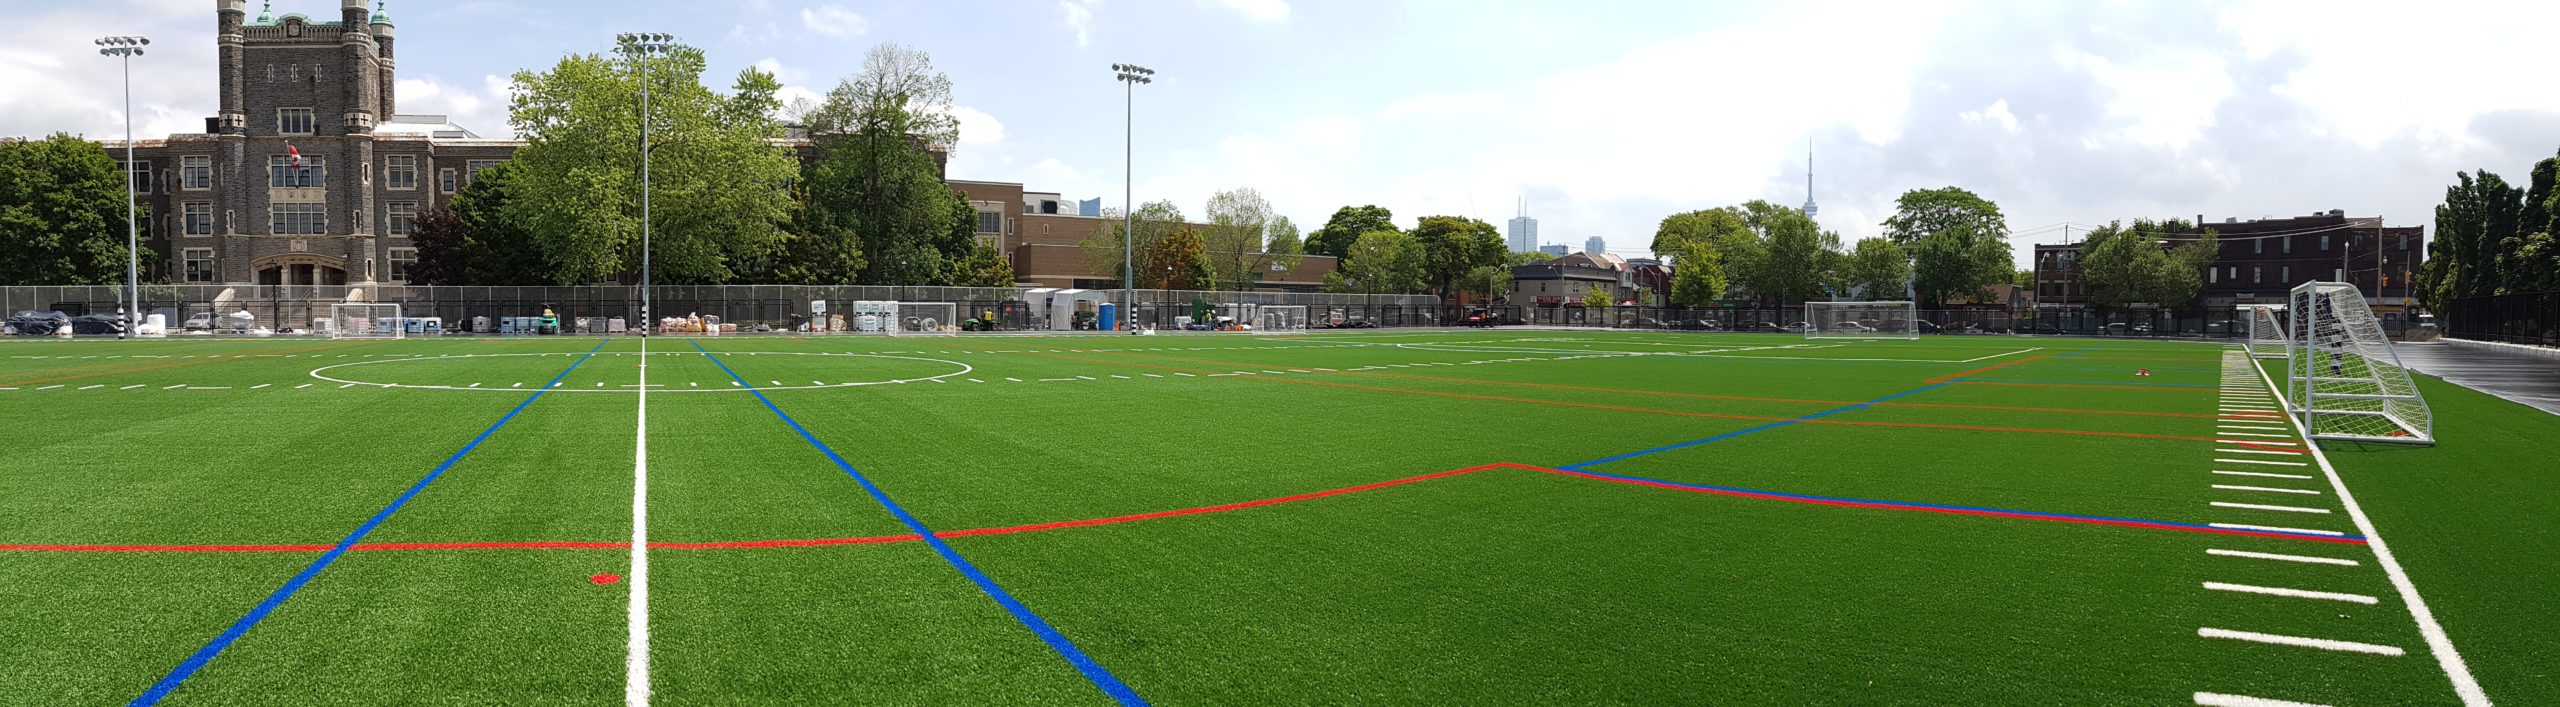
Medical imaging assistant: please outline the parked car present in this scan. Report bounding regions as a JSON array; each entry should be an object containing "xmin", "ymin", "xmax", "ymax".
[
  {"xmin": 2023, "ymin": 323, "xmax": 2065, "ymax": 335},
  {"xmin": 1675, "ymin": 319, "xmax": 1721, "ymax": 331},
  {"xmin": 2100, "ymin": 322, "xmax": 2155, "ymax": 335},
  {"xmin": 69, "ymin": 313, "xmax": 127, "ymax": 336},
  {"xmin": 1618, "ymin": 317, "xmax": 1665, "ymax": 329}
]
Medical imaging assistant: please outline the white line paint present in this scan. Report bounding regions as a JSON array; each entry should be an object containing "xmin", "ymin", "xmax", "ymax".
[
  {"xmin": 340, "ymin": 383, "xmax": 356, "ymax": 389},
  {"xmin": 2208, "ymin": 548, "xmax": 2360, "ymax": 567},
  {"xmin": 2248, "ymin": 359, "xmax": 2487, "ymax": 705},
  {"xmin": 123, "ymin": 384, "xmax": 147, "ymax": 390},
  {"xmin": 2193, "ymin": 691, "xmax": 2333, "ymax": 707},
  {"xmin": 78, "ymin": 385, "xmax": 103, "ymax": 390},
  {"xmin": 626, "ymin": 337, "xmax": 651, "ymax": 705},
  {"xmin": 2214, "ymin": 470, "xmax": 2317, "ymax": 480},
  {"xmin": 250, "ymin": 384, "xmax": 270, "ymax": 389},
  {"xmin": 2203, "ymin": 581, "xmax": 2380, "ymax": 604},
  {"xmin": 2197, "ymin": 627, "xmax": 2404, "ymax": 656},
  {"xmin": 2219, "ymin": 449, "xmax": 2306, "ymax": 456},
  {"xmin": 2213, "ymin": 484, "xmax": 2321, "ymax": 495},
  {"xmin": 162, "ymin": 384, "xmax": 185, "ymax": 390},
  {"xmin": 295, "ymin": 384, "xmax": 312, "ymax": 389},
  {"xmin": 2209, "ymin": 522, "xmax": 2345, "ymax": 536},
  {"xmin": 2218, "ymin": 432, "xmax": 2293, "ymax": 438},
  {"xmin": 2217, "ymin": 458, "xmax": 2310, "ymax": 467}
]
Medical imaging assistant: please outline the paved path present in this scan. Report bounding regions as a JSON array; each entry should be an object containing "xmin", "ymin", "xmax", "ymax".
[{"xmin": 2392, "ymin": 340, "xmax": 2560, "ymax": 416}]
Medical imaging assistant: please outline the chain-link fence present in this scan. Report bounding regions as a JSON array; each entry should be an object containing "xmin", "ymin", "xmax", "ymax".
[{"xmin": 2449, "ymin": 291, "xmax": 2558, "ymax": 346}]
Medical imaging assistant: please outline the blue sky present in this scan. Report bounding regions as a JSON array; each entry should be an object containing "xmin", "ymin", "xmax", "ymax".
[{"xmin": 8, "ymin": 0, "xmax": 2560, "ymax": 265}]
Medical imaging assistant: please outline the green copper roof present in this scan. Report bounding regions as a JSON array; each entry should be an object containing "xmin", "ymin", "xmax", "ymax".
[
  {"xmin": 371, "ymin": 0, "xmax": 391, "ymax": 26},
  {"xmin": 254, "ymin": 1, "xmax": 272, "ymax": 23}
]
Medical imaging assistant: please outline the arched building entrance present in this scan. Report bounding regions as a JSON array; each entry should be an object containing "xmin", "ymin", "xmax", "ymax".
[{"xmin": 253, "ymin": 253, "xmax": 349, "ymax": 287}]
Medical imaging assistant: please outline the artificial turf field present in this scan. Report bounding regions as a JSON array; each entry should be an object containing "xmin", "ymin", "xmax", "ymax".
[{"xmin": 2, "ymin": 330, "xmax": 2554, "ymax": 705}]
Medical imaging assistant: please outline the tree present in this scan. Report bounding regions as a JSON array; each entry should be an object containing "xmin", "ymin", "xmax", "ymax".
[
  {"xmin": 1201, "ymin": 188, "xmax": 1300, "ymax": 290},
  {"xmin": 1582, "ymin": 284, "xmax": 1612, "ymax": 309},
  {"xmin": 1841, "ymin": 237, "xmax": 1911, "ymax": 300},
  {"xmin": 949, "ymin": 237, "xmax": 1014, "ymax": 288},
  {"xmin": 803, "ymin": 44, "xmax": 976, "ymax": 285},
  {"xmin": 2495, "ymin": 151, "xmax": 2560, "ymax": 295},
  {"xmin": 1324, "ymin": 229, "xmax": 1425, "ymax": 294},
  {"xmin": 1306, "ymin": 205, "xmax": 1394, "ymax": 259},
  {"xmin": 2078, "ymin": 219, "xmax": 2217, "ymax": 310},
  {"xmin": 1410, "ymin": 215, "xmax": 1506, "ymax": 299},
  {"xmin": 2013, "ymin": 268, "xmax": 2035, "ymax": 286},
  {"xmin": 1508, "ymin": 250, "xmax": 1557, "ymax": 266},
  {"xmin": 1881, "ymin": 187, "xmax": 2009, "ymax": 245},
  {"xmin": 0, "ymin": 134, "xmax": 152, "ymax": 285},
  {"xmin": 404, "ymin": 206, "xmax": 470, "ymax": 286},
  {"xmin": 1735, "ymin": 200, "xmax": 1831, "ymax": 306},
  {"xmin": 504, "ymin": 45, "xmax": 797, "ymax": 285},
  {"xmin": 1139, "ymin": 227, "xmax": 1214, "ymax": 290},
  {"xmin": 1882, "ymin": 187, "xmax": 2011, "ymax": 308},
  {"xmin": 2423, "ymin": 170, "xmax": 2524, "ymax": 311},
  {"xmin": 1668, "ymin": 241, "xmax": 1726, "ymax": 307},
  {"xmin": 1079, "ymin": 200, "xmax": 1187, "ymax": 288}
]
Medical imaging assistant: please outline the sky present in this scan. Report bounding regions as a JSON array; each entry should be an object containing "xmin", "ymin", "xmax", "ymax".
[{"xmin": 6, "ymin": 0, "xmax": 2559, "ymax": 266}]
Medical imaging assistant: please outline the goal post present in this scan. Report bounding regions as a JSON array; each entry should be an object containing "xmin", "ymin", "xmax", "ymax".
[
  {"xmin": 896, "ymin": 302, "xmax": 959, "ymax": 336},
  {"xmin": 1255, "ymin": 305, "xmax": 1309, "ymax": 333},
  {"xmin": 1805, "ymin": 301, "xmax": 1919, "ymax": 340},
  {"xmin": 2243, "ymin": 304, "xmax": 2289, "ymax": 359},
  {"xmin": 327, "ymin": 303, "xmax": 403, "ymax": 340},
  {"xmin": 2286, "ymin": 282, "xmax": 2431, "ymax": 444}
]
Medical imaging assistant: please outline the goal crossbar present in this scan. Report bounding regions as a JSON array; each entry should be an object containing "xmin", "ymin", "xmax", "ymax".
[
  {"xmin": 1805, "ymin": 301, "xmax": 1919, "ymax": 340},
  {"xmin": 327, "ymin": 303, "xmax": 404, "ymax": 340}
]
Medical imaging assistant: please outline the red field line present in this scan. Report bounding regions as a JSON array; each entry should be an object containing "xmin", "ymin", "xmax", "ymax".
[
  {"xmin": 1227, "ymin": 367, "xmax": 2235, "ymax": 421},
  {"xmin": 1954, "ymin": 381, "xmax": 2220, "ymax": 393},
  {"xmin": 1923, "ymin": 355, "xmax": 2049, "ymax": 384},
  {"xmin": 2068, "ymin": 356, "xmax": 2221, "ymax": 363},
  {"xmin": 0, "ymin": 341, "xmax": 354, "ymax": 387}
]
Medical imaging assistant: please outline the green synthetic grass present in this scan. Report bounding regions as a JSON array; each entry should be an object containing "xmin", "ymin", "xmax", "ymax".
[{"xmin": 0, "ymin": 330, "xmax": 2544, "ymax": 704}]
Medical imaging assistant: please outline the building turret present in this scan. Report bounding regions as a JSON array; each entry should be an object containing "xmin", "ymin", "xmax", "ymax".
[
  {"xmin": 339, "ymin": 0, "xmax": 377, "ymax": 133},
  {"xmin": 372, "ymin": 1, "xmax": 394, "ymax": 117},
  {"xmin": 215, "ymin": 0, "xmax": 248, "ymax": 134}
]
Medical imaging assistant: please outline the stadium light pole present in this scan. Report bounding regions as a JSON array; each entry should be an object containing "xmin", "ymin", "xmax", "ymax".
[
  {"xmin": 618, "ymin": 33, "xmax": 674, "ymax": 336},
  {"xmin": 99, "ymin": 36, "xmax": 149, "ymax": 339},
  {"xmin": 1112, "ymin": 63, "xmax": 1152, "ymax": 328}
]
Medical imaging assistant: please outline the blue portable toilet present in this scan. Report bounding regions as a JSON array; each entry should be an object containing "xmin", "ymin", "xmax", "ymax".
[{"xmin": 1099, "ymin": 303, "xmax": 1119, "ymax": 331}]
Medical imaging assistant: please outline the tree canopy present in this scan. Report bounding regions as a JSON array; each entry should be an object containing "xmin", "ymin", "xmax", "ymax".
[
  {"xmin": 1323, "ymin": 229, "xmax": 1426, "ymax": 294},
  {"xmin": 1883, "ymin": 187, "xmax": 2012, "ymax": 307},
  {"xmin": 1079, "ymin": 200, "xmax": 1187, "ymax": 288},
  {"xmin": 804, "ymin": 44, "xmax": 976, "ymax": 285},
  {"xmin": 1840, "ymin": 237, "xmax": 1911, "ymax": 300},
  {"xmin": 0, "ymin": 134, "xmax": 152, "ymax": 285},
  {"xmin": 2078, "ymin": 219, "xmax": 2218, "ymax": 310},
  {"xmin": 1201, "ymin": 188, "xmax": 1301, "ymax": 290},
  {"xmin": 1409, "ymin": 215, "xmax": 1506, "ymax": 299},
  {"xmin": 1306, "ymin": 205, "xmax": 1394, "ymax": 259}
]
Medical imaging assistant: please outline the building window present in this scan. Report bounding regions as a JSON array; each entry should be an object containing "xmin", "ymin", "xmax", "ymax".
[
  {"xmin": 270, "ymin": 203, "xmax": 327, "ymax": 235},
  {"xmin": 123, "ymin": 160, "xmax": 152, "ymax": 194},
  {"xmin": 183, "ymin": 202, "xmax": 213, "ymax": 236},
  {"xmin": 268, "ymin": 154, "xmax": 327, "ymax": 188},
  {"xmin": 2252, "ymin": 238, "xmax": 2262, "ymax": 255},
  {"xmin": 278, "ymin": 107, "xmax": 315, "ymax": 135},
  {"xmin": 2282, "ymin": 237, "xmax": 2291, "ymax": 254},
  {"xmin": 182, "ymin": 155, "xmax": 212, "ymax": 190},
  {"xmin": 2252, "ymin": 266, "xmax": 2262, "ymax": 284},
  {"xmin": 439, "ymin": 168, "xmax": 457, "ymax": 194},
  {"xmin": 182, "ymin": 248, "xmax": 216, "ymax": 282},
  {"xmin": 465, "ymin": 160, "xmax": 501, "ymax": 185},
  {"xmin": 385, "ymin": 155, "xmax": 418, "ymax": 190},
  {"xmin": 2399, "ymin": 233, "xmax": 2408, "ymax": 250},
  {"xmin": 387, "ymin": 247, "xmax": 418, "ymax": 283},
  {"xmin": 387, "ymin": 202, "xmax": 417, "ymax": 235},
  {"xmin": 2208, "ymin": 267, "xmax": 2218, "ymax": 284},
  {"xmin": 2320, "ymin": 235, "xmax": 2330, "ymax": 251},
  {"xmin": 976, "ymin": 211, "xmax": 1002, "ymax": 234},
  {"xmin": 2281, "ymin": 265, "xmax": 2290, "ymax": 282}
]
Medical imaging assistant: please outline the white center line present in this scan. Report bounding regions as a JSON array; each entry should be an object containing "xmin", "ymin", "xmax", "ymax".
[
  {"xmin": 2207, "ymin": 548, "xmax": 2359, "ymax": 566},
  {"xmin": 2203, "ymin": 581, "xmax": 2379, "ymax": 604},
  {"xmin": 628, "ymin": 337, "xmax": 651, "ymax": 706},
  {"xmin": 2197, "ymin": 627, "xmax": 2403, "ymax": 656},
  {"xmin": 250, "ymin": 384, "xmax": 270, "ymax": 389}
]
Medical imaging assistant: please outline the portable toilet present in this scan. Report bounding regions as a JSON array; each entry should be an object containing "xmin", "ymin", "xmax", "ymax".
[{"xmin": 1098, "ymin": 302, "xmax": 1119, "ymax": 331}]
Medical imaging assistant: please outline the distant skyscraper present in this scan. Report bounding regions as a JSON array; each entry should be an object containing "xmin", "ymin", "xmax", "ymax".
[
  {"xmin": 1801, "ymin": 140, "xmax": 1819, "ymax": 220},
  {"xmin": 1586, "ymin": 236, "xmax": 1606, "ymax": 254},
  {"xmin": 1506, "ymin": 198, "xmax": 1539, "ymax": 253},
  {"xmin": 1078, "ymin": 198, "xmax": 1102, "ymax": 217},
  {"xmin": 1539, "ymin": 244, "xmax": 1569, "ymax": 257}
]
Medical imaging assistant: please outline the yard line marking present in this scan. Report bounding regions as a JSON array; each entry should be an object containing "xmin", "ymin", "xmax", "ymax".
[
  {"xmin": 1143, "ymin": 373, "xmax": 1164, "ymax": 378},
  {"xmin": 132, "ymin": 340, "xmax": 607, "ymax": 706},
  {"xmin": 628, "ymin": 337, "xmax": 651, "ymax": 707},
  {"xmin": 2218, "ymin": 458, "xmax": 2310, "ymax": 467},
  {"xmin": 2203, "ymin": 582, "xmax": 2379, "ymax": 605},
  {"xmin": 468, "ymin": 383, "xmax": 482, "ymax": 388},
  {"xmin": 2209, "ymin": 522, "xmax": 2343, "ymax": 536},
  {"xmin": 339, "ymin": 383, "xmax": 357, "ymax": 389},
  {"xmin": 1040, "ymin": 378, "xmax": 1078, "ymax": 382},
  {"xmin": 2216, "ymin": 439, "xmax": 2298, "ymax": 445},
  {"xmin": 769, "ymin": 381, "xmax": 781, "ymax": 386},
  {"xmin": 2215, "ymin": 470, "xmax": 2316, "ymax": 480},
  {"xmin": 2218, "ymin": 432, "xmax": 2292, "ymax": 438},
  {"xmin": 686, "ymin": 341, "xmax": 1146, "ymax": 706},
  {"xmin": 78, "ymin": 385, "xmax": 104, "ymax": 390},
  {"xmin": 162, "ymin": 384, "xmax": 185, "ymax": 390},
  {"xmin": 2219, "ymin": 449, "xmax": 2305, "ymax": 456},
  {"xmin": 2209, "ymin": 548, "xmax": 2360, "ymax": 566},
  {"xmin": 2246, "ymin": 359, "xmax": 2488, "ymax": 705},
  {"xmin": 249, "ymin": 384, "xmax": 269, "ymax": 390},
  {"xmin": 2197, "ymin": 627, "xmax": 2404, "ymax": 656},
  {"xmin": 1110, "ymin": 375, "xmax": 1131, "ymax": 379},
  {"xmin": 968, "ymin": 378, "xmax": 985, "ymax": 383},
  {"xmin": 2214, "ymin": 484, "xmax": 2321, "ymax": 495},
  {"xmin": 1077, "ymin": 376, "xmax": 1096, "ymax": 380},
  {"xmin": 2193, "ymin": 691, "xmax": 2332, "ymax": 707},
  {"xmin": 294, "ymin": 384, "xmax": 311, "ymax": 389},
  {"xmin": 1006, "ymin": 377, "xmax": 1024, "ymax": 382},
  {"xmin": 2212, "ymin": 501, "xmax": 2332, "ymax": 514}
]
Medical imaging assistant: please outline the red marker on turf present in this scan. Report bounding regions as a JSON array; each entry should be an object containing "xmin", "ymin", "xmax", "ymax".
[{"xmin": 590, "ymin": 573, "xmax": 621, "ymax": 585}]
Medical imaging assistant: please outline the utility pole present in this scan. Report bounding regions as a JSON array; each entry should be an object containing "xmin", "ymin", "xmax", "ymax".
[
  {"xmin": 1112, "ymin": 63, "xmax": 1153, "ymax": 330},
  {"xmin": 98, "ymin": 36, "xmax": 149, "ymax": 339},
  {"xmin": 618, "ymin": 33, "xmax": 675, "ymax": 335}
]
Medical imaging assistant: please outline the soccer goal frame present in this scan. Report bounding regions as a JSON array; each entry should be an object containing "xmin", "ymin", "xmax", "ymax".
[
  {"xmin": 1255, "ymin": 305, "xmax": 1309, "ymax": 334},
  {"xmin": 1805, "ymin": 301, "xmax": 1919, "ymax": 340},
  {"xmin": 327, "ymin": 303, "xmax": 403, "ymax": 340},
  {"xmin": 2286, "ymin": 282, "xmax": 2432, "ymax": 444},
  {"xmin": 2243, "ymin": 304, "xmax": 2289, "ymax": 359},
  {"xmin": 895, "ymin": 302, "xmax": 959, "ymax": 336}
]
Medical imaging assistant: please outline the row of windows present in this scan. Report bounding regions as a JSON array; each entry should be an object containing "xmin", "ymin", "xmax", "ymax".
[
  {"xmin": 133, "ymin": 155, "xmax": 502, "ymax": 193},
  {"xmin": 179, "ymin": 247, "xmax": 419, "ymax": 284},
  {"xmin": 2207, "ymin": 265, "xmax": 2291, "ymax": 285},
  {"xmin": 174, "ymin": 201, "xmax": 422, "ymax": 237}
]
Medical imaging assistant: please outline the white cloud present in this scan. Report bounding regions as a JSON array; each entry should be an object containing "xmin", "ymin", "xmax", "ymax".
[
  {"xmin": 394, "ymin": 75, "xmax": 517, "ymax": 138},
  {"xmin": 1960, "ymin": 99, "xmax": 2019, "ymax": 133},
  {"xmin": 1204, "ymin": 0, "xmax": 1290, "ymax": 22},
  {"xmin": 2218, "ymin": 0, "xmax": 2560, "ymax": 149},
  {"xmin": 2052, "ymin": 47, "xmax": 2231, "ymax": 150},
  {"xmin": 728, "ymin": 22, "xmax": 785, "ymax": 45},
  {"xmin": 1060, "ymin": 0, "xmax": 1099, "ymax": 47},
  {"xmin": 952, "ymin": 106, "xmax": 1005, "ymax": 146},
  {"xmin": 799, "ymin": 5, "xmax": 868, "ymax": 38}
]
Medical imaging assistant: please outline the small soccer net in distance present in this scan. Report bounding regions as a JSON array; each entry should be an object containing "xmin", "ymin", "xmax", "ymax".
[
  {"xmin": 328, "ymin": 303, "xmax": 403, "ymax": 340},
  {"xmin": 1805, "ymin": 301, "xmax": 1918, "ymax": 339},
  {"xmin": 2244, "ymin": 304, "xmax": 2289, "ymax": 359},
  {"xmin": 2286, "ymin": 282, "xmax": 2431, "ymax": 444},
  {"xmin": 896, "ymin": 303, "xmax": 959, "ymax": 336},
  {"xmin": 1256, "ymin": 305, "xmax": 1308, "ymax": 333}
]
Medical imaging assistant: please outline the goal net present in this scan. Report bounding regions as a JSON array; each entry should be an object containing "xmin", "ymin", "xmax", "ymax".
[
  {"xmin": 896, "ymin": 303, "xmax": 958, "ymax": 336},
  {"xmin": 1255, "ymin": 305, "xmax": 1309, "ymax": 334},
  {"xmin": 1805, "ymin": 301, "xmax": 1918, "ymax": 339},
  {"xmin": 327, "ymin": 303, "xmax": 403, "ymax": 340},
  {"xmin": 2286, "ymin": 282, "xmax": 2431, "ymax": 444},
  {"xmin": 2243, "ymin": 304, "xmax": 2289, "ymax": 359}
]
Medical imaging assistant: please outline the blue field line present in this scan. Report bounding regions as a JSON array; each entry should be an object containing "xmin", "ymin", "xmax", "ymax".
[
  {"xmin": 2055, "ymin": 347, "xmax": 2102, "ymax": 358},
  {"xmin": 132, "ymin": 339, "xmax": 607, "ymax": 706},
  {"xmin": 1963, "ymin": 377, "xmax": 2219, "ymax": 388},
  {"xmin": 1561, "ymin": 382, "xmax": 1949, "ymax": 471},
  {"xmin": 1554, "ymin": 466, "xmax": 2366, "ymax": 542},
  {"xmin": 687, "ymin": 342, "xmax": 1146, "ymax": 706}
]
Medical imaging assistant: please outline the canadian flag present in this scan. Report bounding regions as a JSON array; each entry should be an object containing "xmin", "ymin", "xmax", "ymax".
[{"xmin": 286, "ymin": 144, "xmax": 304, "ymax": 168}]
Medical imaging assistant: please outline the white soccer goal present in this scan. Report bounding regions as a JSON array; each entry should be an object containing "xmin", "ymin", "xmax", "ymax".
[
  {"xmin": 1805, "ymin": 301, "xmax": 1918, "ymax": 340},
  {"xmin": 896, "ymin": 302, "xmax": 958, "ymax": 336},
  {"xmin": 2243, "ymin": 304, "xmax": 2289, "ymax": 359},
  {"xmin": 1255, "ymin": 305, "xmax": 1309, "ymax": 333},
  {"xmin": 327, "ymin": 303, "xmax": 403, "ymax": 340},
  {"xmin": 2286, "ymin": 282, "xmax": 2431, "ymax": 444}
]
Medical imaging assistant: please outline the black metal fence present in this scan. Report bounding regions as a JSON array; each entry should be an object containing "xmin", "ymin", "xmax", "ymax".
[
  {"xmin": 1443, "ymin": 305, "xmax": 2275, "ymax": 338},
  {"xmin": 2449, "ymin": 291, "xmax": 2559, "ymax": 346}
]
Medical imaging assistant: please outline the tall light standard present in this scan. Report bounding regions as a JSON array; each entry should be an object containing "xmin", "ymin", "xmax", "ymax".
[
  {"xmin": 1111, "ymin": 63, "xmax": 1152, "ymax": 328},
  {"xmin": 98, "ymin": 35, "xmax": 149, "ymax": 339},
  {"xmin": 618, "ymin": 33, "xmax": 675, "ymax": 336}
]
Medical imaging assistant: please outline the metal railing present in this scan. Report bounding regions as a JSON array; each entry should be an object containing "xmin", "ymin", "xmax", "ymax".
[{"xmin": 2449, "ymin": 291, "xmax": 2559, "ymax": 346}]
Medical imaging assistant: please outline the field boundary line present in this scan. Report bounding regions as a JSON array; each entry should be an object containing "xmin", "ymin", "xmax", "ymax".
[
  {"xmin": 1951, "ymin": 347, "xmax": 2044, "ymax": 363},
  {"xmin": 2246, "ymin": 358, "xmax": 2487, "ymax": 705},
  {"xmin": 688, "ymin": 340, "xmax": 1146, "ymax": 706},
  {"xmin": 627, "ymin": 337, "xmax": 650, "ymax": 706},
  {"xmin": 1924, "ymin": 355, "xmax": 2049, "ymax": 384},
  {"xmin": 129, "ymin": 339, "xmax": 608, "ymax": 706}
]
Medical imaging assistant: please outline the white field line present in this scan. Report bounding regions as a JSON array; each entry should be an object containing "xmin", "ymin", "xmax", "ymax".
[
  {"xmin": 2213, "ymin": 484, "xmax": 2321, "ymax": 495},
  {"xmin": 2197, "ymin": 627, "xmax": 2404, "ymax": 656},
  {"xmin": 2194, "ymin": 691, "xmax": 2333, "ymax": 707},
  {"xmin": 2218, "ymin": 432, "xmax": 2293, "ymax": 438},
  {"xmin": 2217, "ymin": 438, "xmax": 2298, "ymax": 445},
  {"xmin": 2248, "ymin": 358, "xmax": 2487, "ymax": 705},
  {"xmin": 123, "ymin": 384, "xmax": 146, "ymax": 390},
  {"xmin": 2203, "ymin": 581, "xmax": 2380, "ymax": 605},
  {"xmin": 2210, "ymin": 501, "xmax": 2332, "ymax": 515},
  {"xmin": 2209, "ymin": 522, "xmax": 2344, "ymax": 536},
  {"xmin": 2218, "ymin": 449, "xmax": 2306, "ymax": 456},
  {"xmin": 628, "ymin": 337, "xmax": 651, "ymax": 706},
  {"xmin": 2208, "ymin": 548, "xmax": 2360, "ymax": 566},
  {"xmin": 2211, "ymin": 470, "xmax": 2316, "ymax": 479},
  {"xmin": 2217, "ymin": 458, "xmax": 2310, "ymax": 467}
]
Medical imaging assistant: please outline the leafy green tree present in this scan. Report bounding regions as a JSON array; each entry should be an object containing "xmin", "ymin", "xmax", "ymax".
[
  {"xmin": 2078, "ymin": 219, "xmax": 2217, "ymax": 310},
  {"xmin": 1079, "ymin": 200, "xmax": 1187, "ymax": 287},
  {"xmin": 2495, "ymin": 151, "xmax": 2560, "ymax": 295},
  {"xmin": 1841, "ymin": 237, "xmax": 1911, "ymax": 300},
  {"xmin": 0, "ymin": 134, "xmax": 152, "ymax": 285},
  {"xmin": 2423, "ymin": 170, "xmax": 2524, "ymax": 310},
  {"xmin": 1668, "ymin": 241, "xmax": 1726, "ymax": 307},
  {"xmin": 1139, "ymin": 227, "xmax": 1214, "ymax": 290},
  {"xmin": 448, "ymin": 164, "xmax": 549, "ymax": 284},
  {"xmin": 1882, "ymin": 187, "xmax": 2011, "ymax": 308},
  {"xmin": 1582, "ymin": 284, "xmax": 1612, "ymax": 309},
  {"xmin": 405, "ymin": 205, "xmax": 470, "ymax": 285},
  {"xmin": 1508, "ymin": 250, "xmax": 1557, "ymax": 266},
  {"xmin": 949, "ymin": 236, "xmax": 1015, "ymax": 288},
  {"xmin": 1201, "ymin": 188, "xmax": 1301, "ymax": 290},
  {"xmin": 505, "ymin": 46, "xmax": 796, "ymax": 284},
  {"xmin": 803, "ymin": 44, "xmax": 975, "ymax": 285},
  {"xmin": 1735, "ymin": 200, "xmax": 1831, "ymax": 306},
  {"xmin": 1324, "ymin": 229, "xmax": 1425, "ymax": 294},
  {"xmin": 2014, "ymin": 268, "xmax": 2036, "ymax": 286},
  {"xmin": 1410, "ymin": 215, "xmax": 1506, "ymax": 299},
  {"xmin": 1306, "ymin": 205, "xmax": 1393, "ymax": 258}
]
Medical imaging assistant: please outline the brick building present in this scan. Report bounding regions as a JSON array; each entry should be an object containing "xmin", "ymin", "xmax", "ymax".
[
  {"xmin": 2032, "ymin": 211, "xmax": 2425, "ymax": 320},
  {"xmin": 947, "ymin": 180, "xmax": 1336, "ymax": 291}
]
